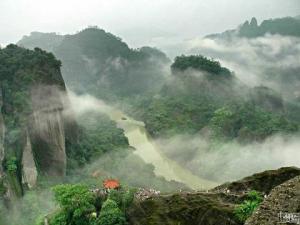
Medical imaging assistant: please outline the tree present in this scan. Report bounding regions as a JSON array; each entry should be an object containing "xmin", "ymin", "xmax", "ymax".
[
  {"xmin": 52, "ymin": 184, "xmax": 96, "ymax": 225},
  {"xmin": 95, "ymin": 199, "xmax": 126, "ymax": 225}
]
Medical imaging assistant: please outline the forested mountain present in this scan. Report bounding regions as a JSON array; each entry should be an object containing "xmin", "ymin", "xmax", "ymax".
[
  {"xmin": 194, "ymin": 16, "xmax": 300, "ymax": 115},
  {"xmin": 18, "ymin": 29, "xmax": 300, "ymax": 142},
  {"xmin": 18, "ymin": 28, "xmax": 170, "ymax": 100},
  {"xmin": 0, "ymin": 45, "xmax": 69, "ymax": 198},
  {"xmin": 0, "ymin": 45, "xmax": 187, "ymax": 225},
  {"xmin": 130, "ymin": 55, "xmax": 297, "ymax": 141}
]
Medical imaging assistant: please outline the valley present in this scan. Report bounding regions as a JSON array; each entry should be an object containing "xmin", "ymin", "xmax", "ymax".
[{"xmin": 0, "ymin": 10, "xmax": 299, "ymax": 225}]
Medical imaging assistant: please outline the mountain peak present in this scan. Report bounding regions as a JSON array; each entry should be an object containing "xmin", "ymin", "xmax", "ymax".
[{"xmin": 250, "ymin": 17, "xmax": 258, "ymax": 27}]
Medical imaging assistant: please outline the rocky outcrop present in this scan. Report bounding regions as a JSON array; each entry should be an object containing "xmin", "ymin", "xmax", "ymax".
[
  {"xmin": 245, "ymin": 176, "xmax": 300, "ymax": 225},
  {"xmin": 0, "ymin": 45, "xmax": 71, "ymax": 197},
  {"xmin": 21, "ymin": 131, "xmax": 37, "ymax": 188},
  {"xmin": 213, "ymin": 167, "xmax": 300, "ymax": 194},
  {"xmin": 128, "ymin": 192, "xmax": 242, "ymax": 225}
]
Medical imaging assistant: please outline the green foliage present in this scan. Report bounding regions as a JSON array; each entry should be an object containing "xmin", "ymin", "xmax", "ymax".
[
  {"xmin": 209, "ymin": 104, "xmax": 298, "ymax": 142},
  {"xmin": 171, "ymin": 55, "xmax": 231, "ymax": 77},
  {"xmin": 6, "ymin": 156, "xmax": 18, "ymax": 173},
  {"xmin": 48, "ymin": 184, "xmax": 134, "ymax": 225},
  {"xmin": 49, "ymin": 211, "xmax": 68, "ymax": 225},
  {"xmin": 209, "ymin": 107, "xmax": 234, "ymax": 140},
  {"xmin": 234, "ymin": 190, "xmax": 263, "ymax": 222},
  {"xmin": 108, "ymin": 188, "xmax": 135, "ymax": 212},
  {"xmin": 132, "ymin": 80, "xmax": 297, "ymax": 141},
  {"xmin": 135, "ymin": 96, "xmax": 217, "ymax": 137},
  {"xmin": 95, "ymin": 199, "xmax": 126, "ymax": 225},
  {"xmin": 52, "ymin": 184, "xmax": 96, "ymax": 225},
  {"xmin": 66, "ymin": 112, "xmax": 129, "ymax": 170}
]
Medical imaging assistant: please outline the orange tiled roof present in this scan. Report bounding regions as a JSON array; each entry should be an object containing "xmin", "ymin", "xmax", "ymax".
[{"xmin": 103, "ymin": 179, "xmax": 120, "ymax": 189}]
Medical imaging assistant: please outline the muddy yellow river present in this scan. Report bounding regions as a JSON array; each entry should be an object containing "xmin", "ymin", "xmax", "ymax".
[{"xmin": 109, "ymin": 109, "xmax": 217, "ymax": 190}]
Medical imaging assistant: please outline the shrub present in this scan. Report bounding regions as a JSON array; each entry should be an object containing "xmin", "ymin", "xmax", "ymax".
[
  {"xmin": 95, "ymin": 199, "xmax": 126, "ymax": 225},
  {"xmin": 52, "ymin": 184, "xmax": 96, "ymax": 225},
  {"xmin": 234, "ymin": 190, "xmax": 263, "ymax": 222},
  {"xmin": 6, "ymin": 157, "xmax": 18, "ymax": 173},
  {"xmin": 108, "ymin": 188, "xmax": 135, "ymax": 212}
]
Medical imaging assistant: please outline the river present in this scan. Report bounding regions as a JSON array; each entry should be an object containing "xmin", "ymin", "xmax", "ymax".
[{"xmin": 108, "ymin": 109, "xmax": 217, "ymax": 190}]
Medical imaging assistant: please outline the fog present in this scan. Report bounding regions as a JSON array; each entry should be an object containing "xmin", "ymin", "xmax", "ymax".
[
  {"xmin": 155, "ymin": 134, "xmax": 300, "ymax": 183},
  {"xmin": 67, "ymin": 91, "xmax": 300, "ymax": 185},
  {"xmin": 1, "ymin": 0, "xmax": 299, "ymax": 56},
  {"xmin": 187, "ymin": 35, "xmax": 300, "ymax": 90}
]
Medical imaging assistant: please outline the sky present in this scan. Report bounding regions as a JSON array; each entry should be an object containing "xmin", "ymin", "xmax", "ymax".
[{"xmin": 0, "ymin": 0, "xmax": 299, "ymax": 52}]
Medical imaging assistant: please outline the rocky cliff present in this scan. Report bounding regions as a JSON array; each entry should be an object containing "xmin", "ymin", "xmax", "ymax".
[
  {"xmin": 29, "ymin": 85, "xmax": 66, "ymax": 176},
  {"xmin": 245, "ymin": 175, "xmax": 300, "ymax": 225}
]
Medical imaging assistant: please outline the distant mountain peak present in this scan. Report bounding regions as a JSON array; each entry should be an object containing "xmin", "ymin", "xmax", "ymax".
[
  {"xmin": 206, "ymin": 16, "xmax": 300, "ymax": 39},
  {"xmin": 250, "ymin": 17, "xmax": 258, "ymax": 27}
]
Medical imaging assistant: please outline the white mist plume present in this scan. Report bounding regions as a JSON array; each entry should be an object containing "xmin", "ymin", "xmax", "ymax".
[
  {"xmin": 156, "ymin": 134, "xmax": 300, "ymax": 183},
  {"xmin": 186, "ymin": 34, "xmax": 300, "ymax": 88},
  {"xmin": 66, "ymin": 91, "xmax": 113, "ymax": 116}
]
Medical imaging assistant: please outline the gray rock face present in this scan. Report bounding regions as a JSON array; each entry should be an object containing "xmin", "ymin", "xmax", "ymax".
[
  {"xmin": 245, "ymin": 176, "xmax": 300, "ymax": 225},
  {"xmin": 29, "ymin": 85, "xmax": 66, "ymax": 176},
  {"xmin": 22, "ymin": 131, "xmax": 38, "ymax": 188}
]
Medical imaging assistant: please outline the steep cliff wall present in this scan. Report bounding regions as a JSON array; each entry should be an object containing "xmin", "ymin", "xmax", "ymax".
[{"xmin": 29, "ymin": 85, "xmax": 66, "ymax": 176}]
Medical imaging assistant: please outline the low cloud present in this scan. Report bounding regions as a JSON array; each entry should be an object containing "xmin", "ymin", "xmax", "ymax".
[
  {"xmin": 66, "ymin": 91, "xmax": 112, "ymax": 116},
  {"xmin": 186, "ymin": 35, "xmax": 300, "ymax": 93},
  {"xmin": 156, "ymin": 134, "xmax": 300, "ymax": 183}
]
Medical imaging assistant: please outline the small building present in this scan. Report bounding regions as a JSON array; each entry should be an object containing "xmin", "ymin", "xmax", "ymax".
[{"xmin": 103, "ymin": 179, "xmax": 120, "ymax": 190}]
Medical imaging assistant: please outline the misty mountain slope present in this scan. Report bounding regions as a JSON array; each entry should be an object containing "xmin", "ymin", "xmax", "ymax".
[
  {"xmin": 18, "ymin": 27, "xmax": 170, "ymax": 99},
  {"xmin": 206, "ymin": 16, "xmax": 300, "ymax": 39},
  {"xmin": 130, "ymin": 55, "xmax": 298, "ymax": 141},
  {"xmin": 190, "ymin": 16, "xmax": 300, "ymax": 106},
  {"xmin": 18, "ymin": 32, "xmax": 64, "ymax": 53}
]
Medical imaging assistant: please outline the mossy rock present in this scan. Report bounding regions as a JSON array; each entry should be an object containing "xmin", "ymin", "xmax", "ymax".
[{"xmin": 213, "ymin": 167, "xmax": 300, "ymax": 194}]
